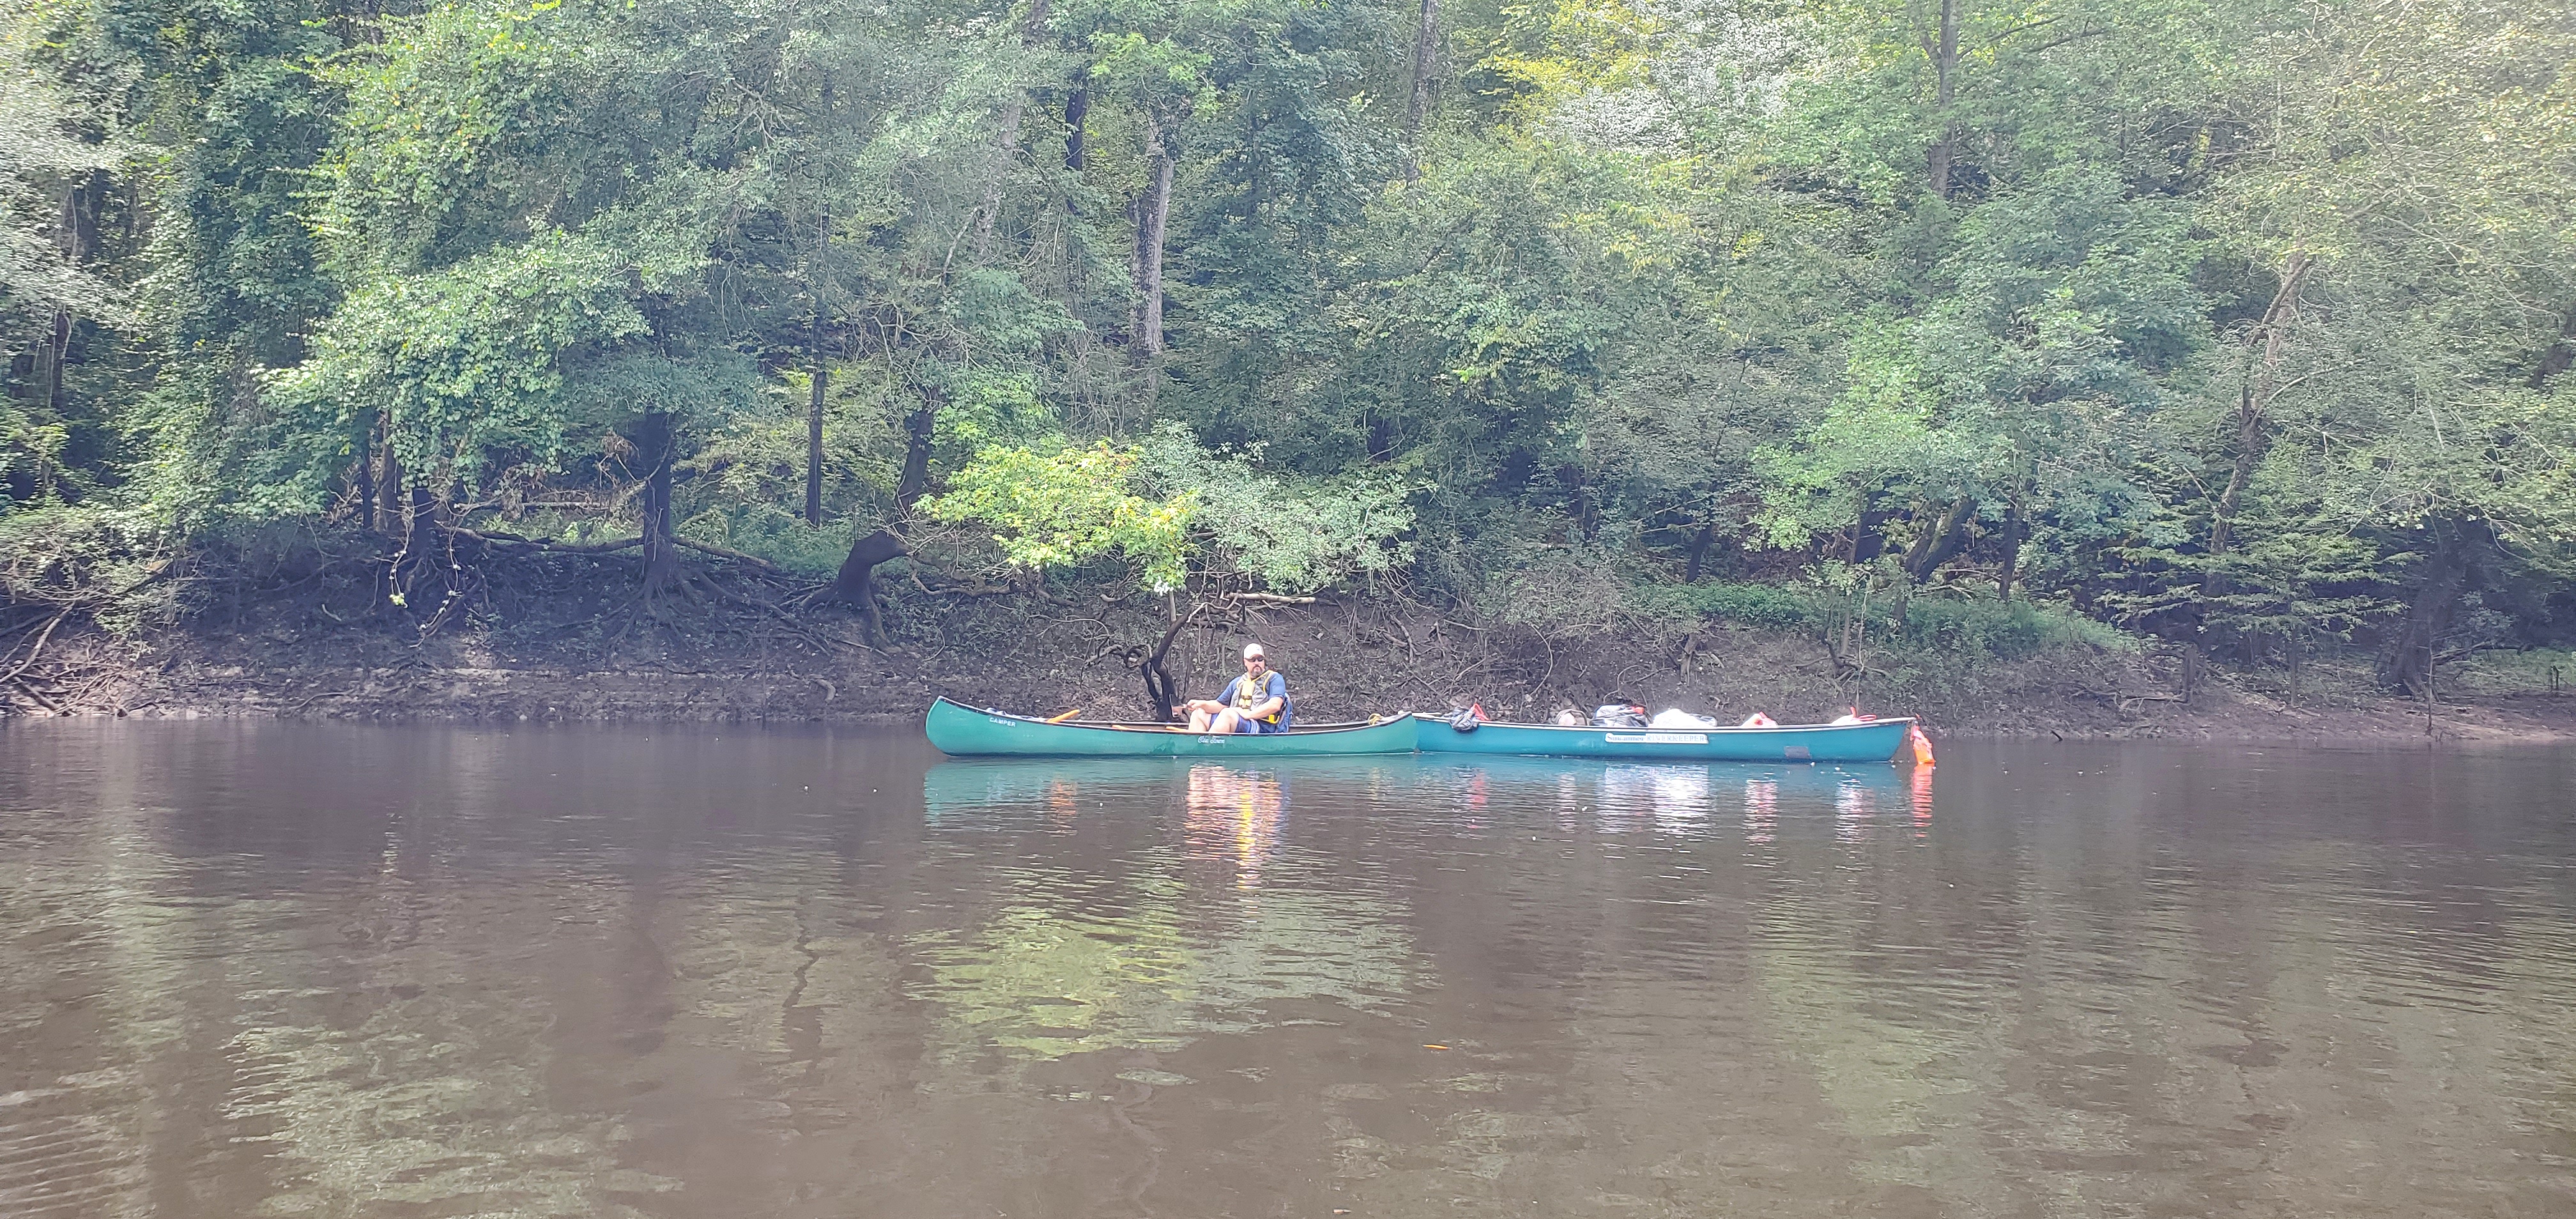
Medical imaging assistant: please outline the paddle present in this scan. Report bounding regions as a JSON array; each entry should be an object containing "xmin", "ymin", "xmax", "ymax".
[{"xmin": 1043, "ymin": 708, "xmax": 1084, "ymax": 723}]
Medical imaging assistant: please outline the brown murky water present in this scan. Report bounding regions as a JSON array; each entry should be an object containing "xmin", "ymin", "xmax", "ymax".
[{"xmin": 3, "ymin": 723, "xmax": 2573, "ymax": 1218}]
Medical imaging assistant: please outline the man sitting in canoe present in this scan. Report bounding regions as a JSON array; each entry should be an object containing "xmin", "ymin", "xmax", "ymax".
[{"xmin": 1184, "ymin": 643, "xmax": 1291, "ymax": 733}]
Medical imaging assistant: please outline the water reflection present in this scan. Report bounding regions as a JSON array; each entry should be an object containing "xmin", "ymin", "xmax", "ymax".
[
  {"xmin": 1416, "ymin": 755, "xmax": 1915, "ymax": 839},
  {"xmin": 3, "ymin": 725, "xmax": 2574, "ymax": 1218},
  {"xmin": 908, "ymin": 758, "xmax": 1414, "ymax": 1071},
  {"xmin": 1183, "ymin": 764, "xmax": 1283, "ymax": 887}
]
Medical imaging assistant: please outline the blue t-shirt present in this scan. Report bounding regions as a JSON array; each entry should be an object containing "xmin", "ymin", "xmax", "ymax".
[{"xmin": 1221, "ymin": 671, "xmax": 1290, "ymax": 728}]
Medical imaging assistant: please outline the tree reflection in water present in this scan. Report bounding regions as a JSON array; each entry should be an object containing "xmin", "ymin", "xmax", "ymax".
[{"xmin": 908, "ymin": 762, "xmax": 1413, "ymax": 1070}]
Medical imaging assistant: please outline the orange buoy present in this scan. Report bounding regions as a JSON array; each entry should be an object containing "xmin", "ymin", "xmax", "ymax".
[{"xmin": 1909, "ymin": 723, "xmax": 1936, "ymax": 767}]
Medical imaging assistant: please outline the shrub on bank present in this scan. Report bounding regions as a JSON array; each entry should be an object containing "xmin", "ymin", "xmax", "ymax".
[{"xmin": 1630, "ymin": 579, "xmax": 2126, "ymax": 663}]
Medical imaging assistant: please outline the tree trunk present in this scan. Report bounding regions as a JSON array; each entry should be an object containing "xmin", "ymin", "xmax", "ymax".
[
  {"xmin": 1925, "ymin": 0, "xmax": 1958, "ymax": 199},
  {"xmin": 2377, "ymin": 521, "xmax": 2478, "ymax": 698},
  {"xmin": 832, "ymin": 528, "xmax": 908, "ymax": 647},
  {"xmin": 377, "ymin": 444, "xmax": 404, "ymax": 537},
  {"xmin": 2527, "ymin": 310, "xmax": 2574, "ymax": 390},
  {"xmin": 2207, "ymin": 250, "xmax": 2312, "ymax": 569},
  {"xmin": 1683, "ymin": 518, "xmax": 1716, "ymax": 582},
  {"xmin": 1064, "ymin": 80, "xmax": 1088, "ymax": 218},
  {"xmin": 805, "ymin": 306, "xmax": 827, "ymax": 526},
  {"xmin": 1403, "ymin": 0, "xmax": 1439, "ymax": 180},
  {"xmin": 39, "ymin": 310, "xmax": 66, "ymax": 426},
  {"xmin": 971, "ymin": 0, "xmax": 1050, "ymax": 259},
  {"xmin": 387, "ymin": 476, "xmax": 439, "ymax": 610},
  {"xmin": 1140, "ymin": 608, "xmax": 1195, "ymax": 722},
  {"xmin": 1902, "ymin": 496, "xmax": 1974, "ymax": 581},
  {"xmin": 353, "ymin": 415, "xmax": 377, "ymax": 534},
  {"xmin": 1995, "ymin": 493, "xmax": 2027, "ymax": 599},
  {"xmin": 635, "ymin": 411, "xmax": 679, "ymax": 594},
  {"xmin": 1851, "ymin": 506, "xmax": 1893, "ymax": 564},
  {"xmin": 1131, "ymin": 113, "xmax": 1174, "ymax": 365},
  {"xmin": 972, "ymin": 96, "xmax": 1024, "ymax": 263},
  {"xmin": 408, "ymin": 482, "xmax": 436, "ymax": 542},
  {"xmin": 1065, "ymin": 82, "xmax": 1088, "ymax": 172},
  {"xmin": 896, "ymin": 384, "xmax": 942, "ymax": 509}
]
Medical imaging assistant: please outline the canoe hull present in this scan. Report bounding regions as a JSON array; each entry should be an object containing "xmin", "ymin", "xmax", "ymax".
[
  {"xmin": 1413, "ymin": 714, "xmax": 1910, "ymax": 763},
  {"xmin": 927, "ymin": 697, "xmax": 1416, "ymax": 757}
]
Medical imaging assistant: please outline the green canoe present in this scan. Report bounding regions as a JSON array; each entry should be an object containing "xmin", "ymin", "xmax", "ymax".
[{"xmin": 925, "ymin": 696, "xmax": 1416, "ymax": 757}]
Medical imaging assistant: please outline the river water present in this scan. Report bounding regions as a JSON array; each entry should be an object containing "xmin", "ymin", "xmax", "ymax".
[{"xmin": 3, "ymin": 723, "xmax": 2572, "ymax": 1218}]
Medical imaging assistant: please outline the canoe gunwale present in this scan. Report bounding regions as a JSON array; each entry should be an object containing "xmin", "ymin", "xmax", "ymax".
[
  {"xmin": 941, "ymin": 699, "xmax": 1398, "ymax": 735},
  {"xmin": 1409, "ymin": 711, "xmax": 1913, "ymax": 763},
  {"xmin": 926, "ymin": 696, "xmax": 1418, "ymax": 756},
  {"xmin": 1407, "ymin": 712, "xmax": 1915, "ymax": 735}
]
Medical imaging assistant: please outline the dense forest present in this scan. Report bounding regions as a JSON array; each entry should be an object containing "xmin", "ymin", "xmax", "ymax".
[{"xmin": 3, "ymin": 0, "xmax": 2572, "ymax": 697}]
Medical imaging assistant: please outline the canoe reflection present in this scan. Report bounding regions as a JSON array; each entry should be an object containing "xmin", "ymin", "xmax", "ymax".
[
  {"xmin": 1414, "ymin": 755, "xmax": 1920, "ymax": 838},
  {"xmin": 921, "ymin": 756, "xmax": 1408, "ymax": 823},
  {"xmin": 924, "ymin": 755, "xmax": 1928, "ymax": 843}
]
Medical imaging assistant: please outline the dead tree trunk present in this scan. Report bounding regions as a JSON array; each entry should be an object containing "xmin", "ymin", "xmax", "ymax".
[
  {"xmin": 1131, "ymin": 112, "xmax": 1174, "ymax": 365},
  {"xmin": 832, "ymin": 528, "xmax": 908, "ymax": 647},
  {"xmin": 1140, "ymin": 607, "xmax": 1197, "ymax": 722}
]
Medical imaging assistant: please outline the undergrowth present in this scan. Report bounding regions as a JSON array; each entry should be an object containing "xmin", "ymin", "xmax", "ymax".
[{"xmin": 1630, "ymin": 580, "xmax": 2129, "ymax": 662}]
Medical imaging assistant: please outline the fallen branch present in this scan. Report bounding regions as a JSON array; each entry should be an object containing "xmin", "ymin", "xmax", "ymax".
[
  {"xmin": 0, "ymin": 607, "xmax": 73, "ymax": 686},
  {"xmin": 673, "ymin": 537, "xmax": 782, "ymax": 572},
  {"xmin": 443, "ymin": 525, "xmax": 646, "ymax": 555},
  {"xmin": 1226, "ymin": 592, "xmax": 1316, "ymax": 606},
  {"xmin": 2080, "ymin": 689, "xmax": 2186, "ymax": 703},
  {"xmin": 9, "ymin": 675, "xmax": 62, "ymax": 713}
]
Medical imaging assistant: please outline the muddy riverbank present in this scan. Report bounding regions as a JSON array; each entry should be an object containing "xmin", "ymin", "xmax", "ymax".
[{"xmin": 10, "ymin": 580, "xmax": 2571, "ymax": 746}]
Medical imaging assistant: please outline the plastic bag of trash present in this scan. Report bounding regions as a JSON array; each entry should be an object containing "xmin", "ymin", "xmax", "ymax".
[
  {"xmin": 1590, "ymin": 702, "xmax": 1649, "ymax": 728},
  {"xmin": 1648, "ymin": 709, "xmax": 1718, "ymax": 729}
]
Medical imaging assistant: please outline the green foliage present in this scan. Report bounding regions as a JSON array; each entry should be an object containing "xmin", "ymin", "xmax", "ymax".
[
  {"xmin": 1894, "ymin": 595, "xmax": 2126, "ymax": 661},
  {"xmin": 1638, "ymin": 578, "xmax": 2120, "ymax": 661},
  {"xmin": 1136, "ymin": 424, "xmax": 1413, "ymax": 595},
  {"xmin": 4, "ymin": 0, "xmax": 2573, "ymax": 686},
  {"xmin": 1635, "ymin": 581, "xmax": 1818, "ymax": 632},
  {"xmin": 266, "ymin": 226, "xmax": 706, "ymax": 507},
  {"xmin": 677, "ymin": 503, "xmax": 861, "ymax": 578},
  {"xmin": 923, "ymin": 442, "xmax": 1196, "ymax": 590}
]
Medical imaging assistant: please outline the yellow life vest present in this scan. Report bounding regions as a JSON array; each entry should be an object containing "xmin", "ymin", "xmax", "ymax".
[{"xmin": 1230, "ymin": 671, "xmax": 1285, "ymax": 724}]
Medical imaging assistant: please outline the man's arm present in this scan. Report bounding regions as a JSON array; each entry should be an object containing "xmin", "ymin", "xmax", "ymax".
[
  {"xmin": 1245, "ymin": 674, "xmax": 1285, "ymax": 720},
  {"xmin": 1186, "ymin": 677, "xmax": 1241, "ymax": 715}
]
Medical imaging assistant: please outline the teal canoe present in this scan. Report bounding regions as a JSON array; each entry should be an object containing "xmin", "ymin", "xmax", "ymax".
[
  {"xmin": 1413, "ymin": 712, "xmax": 1912, "ymax": 763},
  {"xmin": 926, "ymin": 696, "xmax": 1417, "ymax": 757}
]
